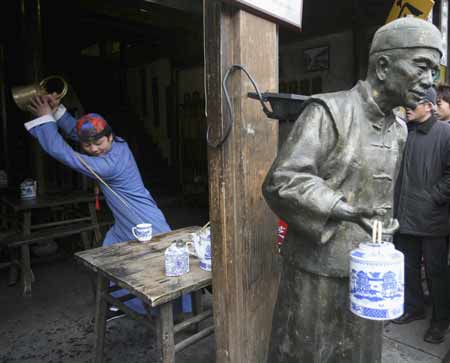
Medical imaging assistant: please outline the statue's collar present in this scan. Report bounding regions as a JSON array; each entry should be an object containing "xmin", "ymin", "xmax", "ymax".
[{"xmin": 356, "ymin": 81, "xmax": 390, "ymax": 129}]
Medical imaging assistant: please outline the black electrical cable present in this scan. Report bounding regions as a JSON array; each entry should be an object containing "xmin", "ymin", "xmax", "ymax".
[{"xmin": 206, "ymin": 64, "xmax": 273, "ymax": 148}]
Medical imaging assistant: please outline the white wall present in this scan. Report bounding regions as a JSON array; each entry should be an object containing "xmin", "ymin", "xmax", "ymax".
[
  {"xmin": 280, "ymin": 30, "xmax": 355, "ymax": 94},
  {"xmin": 279, "ymin": 30, "xmax": 355, "ymax": 147}
]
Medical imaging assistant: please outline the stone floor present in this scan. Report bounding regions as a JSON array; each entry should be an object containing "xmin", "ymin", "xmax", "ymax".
[
  {"xmin": 383, "ymin": 313, "xmax": 450, "ymax": 362},
  {"xmin": 1, "ymin": 203, "xmax": 450, "ymax": 362}
]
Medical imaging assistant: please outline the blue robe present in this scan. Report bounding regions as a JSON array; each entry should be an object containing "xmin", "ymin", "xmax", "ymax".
[{"xmin": 25, "ymin": 105, "xmax": 191, "ymax": 314}]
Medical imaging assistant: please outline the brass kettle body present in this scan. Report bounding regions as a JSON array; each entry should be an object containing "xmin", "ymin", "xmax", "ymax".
[{"xmin": 12, "ymin": 75, "xmax": 68, "ymax": 111}]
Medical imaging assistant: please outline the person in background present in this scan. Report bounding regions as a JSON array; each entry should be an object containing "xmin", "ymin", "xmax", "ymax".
[
  {"xmin": 392, "ymin": 87, "xmax": 450, "ymax": 344},
  {"xmin": 436, "ymin": 84, "xmax": 450, "ymax": 123},
  {"xmin": 26, "ymin": 94, "xmax": 191, "ymax": 318}
]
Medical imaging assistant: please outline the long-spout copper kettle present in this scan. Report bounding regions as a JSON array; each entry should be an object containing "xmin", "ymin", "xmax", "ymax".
[{"xmin": 11, "ymin": 75, "xmax": 68, "ymax": 111}]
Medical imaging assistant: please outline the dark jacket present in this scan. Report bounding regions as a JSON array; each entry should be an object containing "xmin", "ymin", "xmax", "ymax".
[{"xmin": 394, "ymin": 116, "xmax": 450, "ymax": 237}]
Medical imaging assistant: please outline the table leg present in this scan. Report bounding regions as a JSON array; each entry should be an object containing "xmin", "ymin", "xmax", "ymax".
[
  {"xmin": 21, "ymin": 244, "xmax": 32, "ymax": 296},
  {"xmin": 21, "ymin": 211, "xmax": 32, "ymax": 296},
  {"xmin": 156, "ymin": 303, "xmax": 175, "ymax": 363},
  {"xmin": 192, "ymin": 290, "xmax": 203, "ymax": 332},
  {"xmin": 81, "ymin": 230, "xmax": 91, "ymax": 250},
  {"xmin": 7, "ymin": 247, "xmax": 19, "ymax": 286},
  {"xmin": 1, "ymin": 203, "xmax": 6, "ymax": 229},
  {"xmin": 94, "ymin": 274, "xmax": 108, "ymax": 363},
  {"xmin": 88, "ymin": 202, "xmax": 102, "ymax": 248}
]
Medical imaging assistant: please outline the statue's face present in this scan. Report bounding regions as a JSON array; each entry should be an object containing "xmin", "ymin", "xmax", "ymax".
[{"xmin": 382, "ymin": 48, "xmax": 440, "ymax": 109}]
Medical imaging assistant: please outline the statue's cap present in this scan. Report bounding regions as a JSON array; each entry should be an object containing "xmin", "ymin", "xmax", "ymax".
[{"xmin": 370, "ymin": 17, "xmax": 443, "ymax": 56}]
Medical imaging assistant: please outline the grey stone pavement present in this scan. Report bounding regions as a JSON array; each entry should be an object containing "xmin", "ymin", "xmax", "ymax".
[
  {"xmin": 383, "ymin": 312, "xmax": 450, "ymax": 363},
  {"xmin": 0, "ymin": 204, "xmax": 449, "ymax": 362},
  {"xmin": 2, "ymin": 258, "xmax": 449, "ymax": 363}
]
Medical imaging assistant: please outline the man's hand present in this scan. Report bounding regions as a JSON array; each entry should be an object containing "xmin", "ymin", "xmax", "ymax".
[
  {"xmin": 46, "ymin": 92, "xmax": 60, "ymax": 113},
  {"xmin": 28, "ymin": 95, "xmax": 53, "ymax": 117}
]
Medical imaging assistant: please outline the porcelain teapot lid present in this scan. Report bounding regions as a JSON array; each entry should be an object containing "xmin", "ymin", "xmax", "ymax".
[
  {"xmin": 166, "ymin": 240, "xmax": 187, "ymax": 254},
  {"xmin": 351, "ymin": 241, "xmax": 403, "ymax": 261}
]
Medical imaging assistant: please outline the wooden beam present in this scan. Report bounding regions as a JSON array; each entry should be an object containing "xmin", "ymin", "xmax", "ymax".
[
  {"xmin": 78, "ymin": 0, "xmax": 201, "ymax": 33},
  {"xmin": 205, "ymin": 2, "xmax": 279, "ymax": 362},
  {"xmin": 143, "ymin": 0, "xmax": 202, "ymax": 15}
]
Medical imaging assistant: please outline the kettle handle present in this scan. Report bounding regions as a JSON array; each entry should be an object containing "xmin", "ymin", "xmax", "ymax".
[{"xmin": 40, "ymin": 75, "xmax": 68, "ymax": 99}]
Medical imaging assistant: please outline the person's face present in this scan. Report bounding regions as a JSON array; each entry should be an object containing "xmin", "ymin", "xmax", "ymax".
[
  {"xmin": 382, "ymin": 48, "xmax": 440, "ymax": 109},
  {"xmin": 405, "ymin": 101, "xmax": 433, "ymax": 123},
  {"xmin": 80, "ymin": 135, "xmax": 113, "ymax": 156},
  {"xmin": 436, "ymin": 97, "xmax": 450, "ymax": 121}
]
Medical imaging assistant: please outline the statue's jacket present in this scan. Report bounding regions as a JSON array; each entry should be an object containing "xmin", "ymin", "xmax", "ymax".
[{"xmin": 263, "ymin": 81, "xmax": 407, "ymax": 277}]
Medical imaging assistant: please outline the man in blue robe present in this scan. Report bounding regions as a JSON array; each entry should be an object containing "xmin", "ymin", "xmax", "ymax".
[{"xmin": 26, "ymin": 95, "xmax": 191, "ymax": 316}]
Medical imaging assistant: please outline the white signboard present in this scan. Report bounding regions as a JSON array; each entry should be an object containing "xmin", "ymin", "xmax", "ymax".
[
  {"xmin": 227, "ymin": 0, "xmax": 303, "ymax": 29},
  {"xmin": 441, "ymin": 0, "xmax": 448, "ymax": 66}
]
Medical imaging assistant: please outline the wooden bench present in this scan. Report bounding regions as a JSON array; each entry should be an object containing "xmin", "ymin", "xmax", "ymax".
[
  {"xmin": 0, "ymin": 191, "xmax": 107, "ymax": 295},
  {"xmin": 2, "ymin": 221, "xmax": 110, "ymax": 295}
]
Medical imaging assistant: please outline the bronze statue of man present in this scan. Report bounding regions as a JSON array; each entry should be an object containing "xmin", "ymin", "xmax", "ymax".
[{"xmin": 263, "ymin": 17, "xmax": 442, "ymax": 362}]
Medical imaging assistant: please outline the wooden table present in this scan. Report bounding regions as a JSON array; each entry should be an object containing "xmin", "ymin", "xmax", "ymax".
[
  {"xmin": 0, "ymin": 190, "xmax": 102, "ymax": 295},
  {"xmin": 75, "ymin": 226, "xmax": 214, "ymax": 363}
]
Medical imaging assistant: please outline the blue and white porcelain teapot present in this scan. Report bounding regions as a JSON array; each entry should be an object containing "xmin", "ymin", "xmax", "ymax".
[
  {"xmin": 349, "ymin": 221, "xmax": 404, "ymax": 321},
  {"xmin": 187, "ymin": 227, "xmax": 212, "ymax": 271},
  {"xmin": 20, "ymin": 179, "xmax": 37, "ymax": 200},
  {"xmin": 164, "ymin": 240, "xmax": 190, "ymax": 277}
]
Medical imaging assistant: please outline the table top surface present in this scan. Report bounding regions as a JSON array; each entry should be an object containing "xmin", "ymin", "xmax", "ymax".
[
  {"xmin": 75, "ymin": 226, "xmax": 212, "ymax": 308},
  {"xmin": 1, "ymin": 190, "xmax": 97, "ymax": 211}
]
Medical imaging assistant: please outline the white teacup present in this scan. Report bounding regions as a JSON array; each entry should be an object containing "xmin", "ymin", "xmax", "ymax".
[{"xmin": 132, "ymin": 223, "xmax": 152, "ymax": 242}]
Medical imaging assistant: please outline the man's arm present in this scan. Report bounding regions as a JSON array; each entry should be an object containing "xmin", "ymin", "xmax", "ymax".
[
  {"xmin": 45, "ymin": 94, "xmax": 80, "ymax": 141},
  {"xmin": 25, "ymin": 96, "xmax": 115, "ymax": 179},
  {"xmin": 52, "ymin": 104, "xmax": 80, "ymax": 141},
  {"xmin": 430, "ymin": 137, "xmax": 450, "ymax": 204},
  {"xmin": 262, "ymin": 102, "xmax": 385, "ymax": 244}
]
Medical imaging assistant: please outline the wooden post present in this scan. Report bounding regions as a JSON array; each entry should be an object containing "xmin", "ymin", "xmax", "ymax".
[
  {"xmin": 20, "ymin": 0, "xmax": 47, "ymax": 195},
  {"xmin": 0, "ymin": 46, "xmax": 8, "ymax": 175},
  {"xmin": 205, "ymin": 2, "xmax": 279, "ymax": 362}
]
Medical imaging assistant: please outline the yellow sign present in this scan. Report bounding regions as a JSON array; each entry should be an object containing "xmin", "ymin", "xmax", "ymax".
[
  {"xmin": 386, "ymin": 0, "xmax": 434, "ymax": 23},
  {"xmin": 440, "ymin": 64, "xmax": 447, "ymax": 83}
]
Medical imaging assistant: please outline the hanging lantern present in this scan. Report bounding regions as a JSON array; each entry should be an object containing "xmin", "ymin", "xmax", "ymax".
[{"xmin": 349, "ymin": 221, "xmax": 404, "ymax": 320}]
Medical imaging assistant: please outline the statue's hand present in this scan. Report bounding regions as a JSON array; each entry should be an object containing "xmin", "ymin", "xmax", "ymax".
[
  {"xmin": 331, "ymin": 200, "xmax": 389, "ymax": 235},
  {"xmin": 331, "ymin": 200, "xmax": 385, "ymax": 223}
]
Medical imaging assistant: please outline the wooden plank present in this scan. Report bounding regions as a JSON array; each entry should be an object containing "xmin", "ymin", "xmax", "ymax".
[
  {"xmin": 174, "ymin": 325, "xmax": 215, "ymax": 353},
  {"xmin": 1, "ymin": 191, "xmax": 98, "ymax": 212},
  {"xmin": 174, "ymin": 309, "xmax": 213, "ymax": 333},
  {"xmin": 6, "ymin": 222, "xmax": 104, "ymax": 247},
  {"xmin": 205, "ymin": 3, "xmax": 279, "ymax": 362},
  {"xmin": 29, "ymin": 216, "xmax": 92, "ymax": 230}
]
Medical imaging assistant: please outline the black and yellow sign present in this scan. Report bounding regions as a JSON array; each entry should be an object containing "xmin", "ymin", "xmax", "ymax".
[{"xmin": 386, "ymin": 0, "xmax": 434, "ymax": 23}]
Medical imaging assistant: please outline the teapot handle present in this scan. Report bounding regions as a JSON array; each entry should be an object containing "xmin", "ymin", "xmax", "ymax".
[
  {"xmin": 186, "ymin": 242, "xmax": 197, "ymax": 257},
  {"xmin": 132, "ymin": 227, "xmax": 139, "ymax": 240}
]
